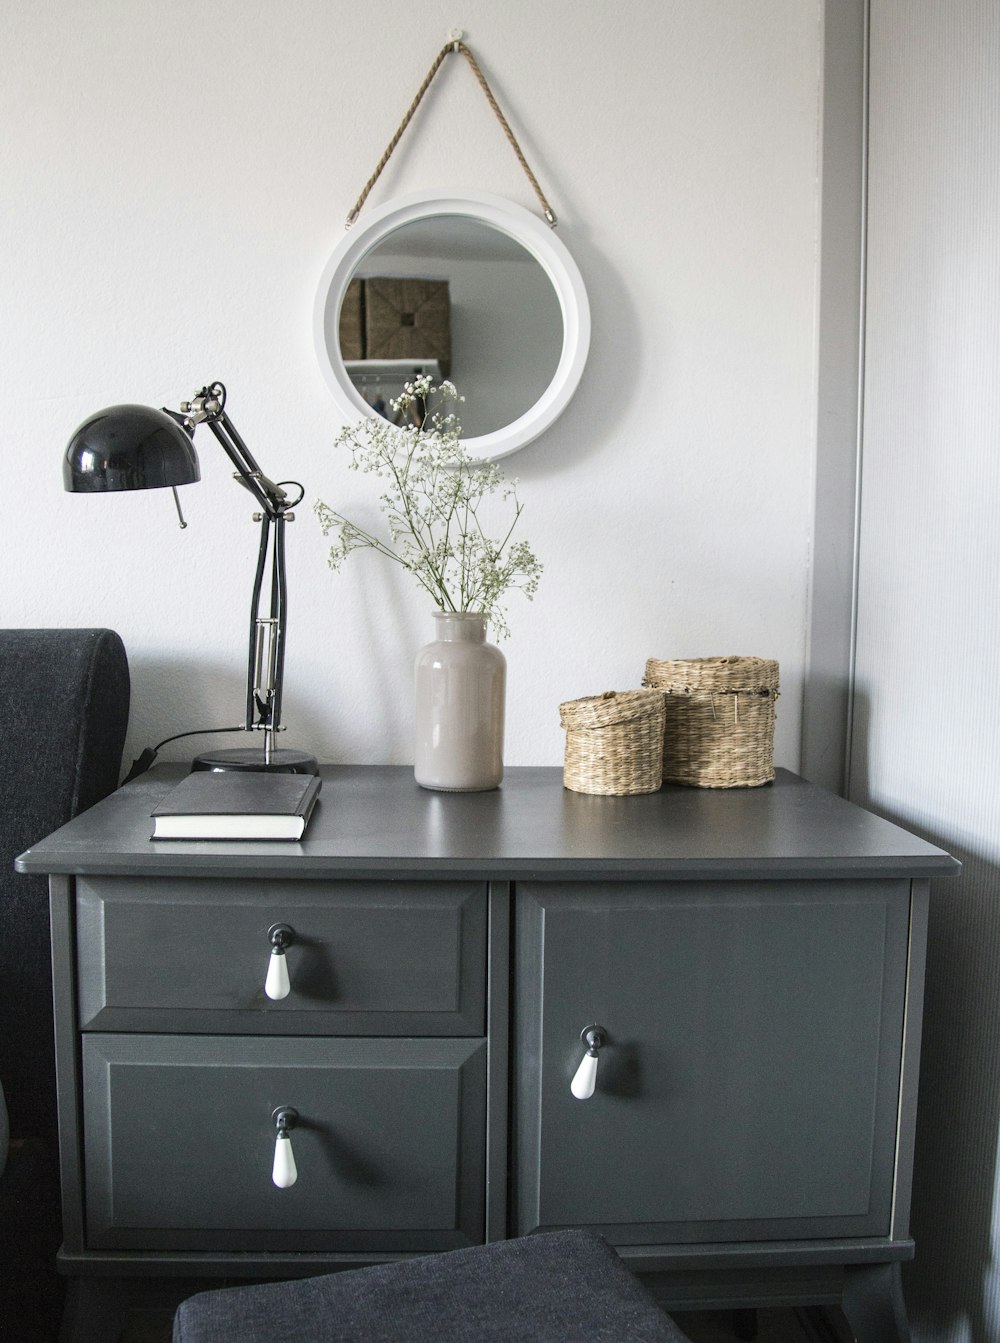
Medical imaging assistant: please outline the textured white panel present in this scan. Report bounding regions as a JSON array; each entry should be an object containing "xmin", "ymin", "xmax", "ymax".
[{"xmin": 855, "ymin": 3, "xmax": 1000, "ymax": 1339}]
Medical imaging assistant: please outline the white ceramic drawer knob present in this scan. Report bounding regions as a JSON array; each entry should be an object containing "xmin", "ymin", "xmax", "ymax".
[
  {"xmin": 265, "ymin": 923, "xmax": 295, "ymax": 1000},
  {"xmin": 271, "ymin": 1106, "xmax": 298, "ymax": 1188},
  {"xmin": 571, "ymin": 1025, "xmax": 606, "ymax": 1100}
]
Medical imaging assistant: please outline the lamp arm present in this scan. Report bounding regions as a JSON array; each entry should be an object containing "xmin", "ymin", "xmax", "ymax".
[
  {"xmin": 245, "ymin": 513, "xmax": 288, "ymax": 752},
  {"xmin": 209, "ymin": 412, "xmax": 291, "ymax": 514},
  {"xmin": 177, "ymin": 382, "xmax": 287, "ymax": 515},
  {"xmin": 243, "ymin": 511, "xmax": 289, "ymax": 742},
  {"xmin": 176, "ymin": 382, "xmax": 301, "ymax": 756},
  {"xmin": 246, "ymin": 512, "xmax": 272, "ymax": 732},
  {"xmin": 270, "ymin": 514, "xmax": 289, "ymax": 731}
]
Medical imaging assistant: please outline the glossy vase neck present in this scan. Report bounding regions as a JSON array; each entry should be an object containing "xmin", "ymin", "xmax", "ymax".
[{"xmin": 433, "ymin": 611, "xmax": 487, "ymax": 643}]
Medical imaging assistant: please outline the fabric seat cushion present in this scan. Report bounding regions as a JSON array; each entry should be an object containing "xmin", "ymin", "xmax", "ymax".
[{"xmin": 172, "ymin": 1229, "xmax": 689, "ymax": 1343}]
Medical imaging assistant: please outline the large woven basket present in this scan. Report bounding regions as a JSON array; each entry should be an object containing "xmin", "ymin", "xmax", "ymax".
[
  {"xmin": 642, "ymin": 656, "xmax": 779, "ymax": 788},
  {"xmin": 559, "ymin": 690, "xmax": 665, "ymax": 796}
]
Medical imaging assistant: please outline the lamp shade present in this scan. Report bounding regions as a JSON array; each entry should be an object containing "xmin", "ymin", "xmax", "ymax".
[{"xmin": 63, "ymin": 404, "xmax": 200, "ymax": 493}]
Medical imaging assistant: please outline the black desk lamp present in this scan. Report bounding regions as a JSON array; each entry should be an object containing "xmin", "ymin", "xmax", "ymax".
[{"xmin": 63, "ymin": 382, "xmax": 318, "ymax": 775}]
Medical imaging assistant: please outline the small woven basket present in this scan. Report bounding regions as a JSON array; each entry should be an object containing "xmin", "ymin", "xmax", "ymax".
[
  {"xmin": 642, "ymin": 656, "xmax": 780, "ymax": 789},
  {"xmin": 559, "ymin": 690, "xmax": 666, "ymax": 796}
]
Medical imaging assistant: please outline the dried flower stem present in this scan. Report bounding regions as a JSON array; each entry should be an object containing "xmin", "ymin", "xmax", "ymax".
[{"xmin": 315, "ymin": 377, "xmax": 542, "ymax": 639}]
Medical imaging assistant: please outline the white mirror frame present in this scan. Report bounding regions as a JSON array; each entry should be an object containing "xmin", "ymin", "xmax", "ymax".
[{"xmin": 313, "ymin": 190, "xmax": 590, "ymax": 460}]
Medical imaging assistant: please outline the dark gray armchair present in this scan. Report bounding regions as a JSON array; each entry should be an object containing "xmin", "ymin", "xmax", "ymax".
[{"xmin": 0, "ymin": 628, "xmax": 129, "ymax": 1331}]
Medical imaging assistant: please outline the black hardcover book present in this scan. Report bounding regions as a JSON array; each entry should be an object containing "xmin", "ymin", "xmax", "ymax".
[{"xmin": 151, "ymin": 770, "xmax": 322, "ymax": 840}]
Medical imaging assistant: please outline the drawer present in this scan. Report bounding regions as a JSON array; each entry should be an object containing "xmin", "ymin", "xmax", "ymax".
[
  {"xmin": 82, "ymin": 1034, "xmax": 487, "ymax": 1251},
  {"xmin": 76, "ymin": 877, "xmax": 486, "ymax": 1035}
]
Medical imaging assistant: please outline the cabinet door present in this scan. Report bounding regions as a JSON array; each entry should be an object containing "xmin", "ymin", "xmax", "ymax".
[
  {"xmin": 514, "ymin": 880, "xmax": 911, "ymax": 1244},
  {"xmin": 83, "ymin": 1035, "xmax": 486, "ymax": 1252}
]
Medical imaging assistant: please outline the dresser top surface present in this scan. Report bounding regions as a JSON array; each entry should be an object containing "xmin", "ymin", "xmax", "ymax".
[{"xmin": 16, "ymin": 766, "xmax": 959, "ymax": 881}]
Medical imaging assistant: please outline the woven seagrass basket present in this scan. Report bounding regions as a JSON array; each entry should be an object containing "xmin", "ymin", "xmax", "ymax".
[
  {"xmin": 559, "ymin": 690, "xmax": 665, "ymax": 796},
  {"xmin": 364, "ymin": 276, "xmax": 451, "ymax": 376},
  {"xmin": 642, "ymin": 656, "xmax": 780, "ymax": 788}
]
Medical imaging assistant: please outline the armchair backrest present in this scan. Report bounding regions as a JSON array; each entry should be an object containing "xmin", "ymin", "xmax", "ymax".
[{"xmin": 0, "ymin": 629, "xmax": 129, "ymax": 1143}]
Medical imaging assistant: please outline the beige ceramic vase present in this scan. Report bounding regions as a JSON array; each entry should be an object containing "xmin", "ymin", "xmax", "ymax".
[{"xmin": 414, "ymin": 611, "xmax": 506, "ymax": 791}]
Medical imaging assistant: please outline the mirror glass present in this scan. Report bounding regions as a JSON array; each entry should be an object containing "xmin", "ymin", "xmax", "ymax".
[
  {"xmin": 314, "ymin": 192, "xmax": 590, "ymax": 459},
  {"xmin": 334, "ymin": 217, "xmax": 562, "ymax": 439}
]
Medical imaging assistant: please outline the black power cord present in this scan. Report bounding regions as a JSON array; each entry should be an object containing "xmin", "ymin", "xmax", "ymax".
[{"xmin": 121, "ymin": 726, "xmax": 248, "ymax": 784}]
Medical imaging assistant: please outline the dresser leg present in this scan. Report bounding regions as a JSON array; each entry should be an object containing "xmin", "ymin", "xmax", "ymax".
[
  {"xmin": 841, "ymin": 1263, "xmax": 911, "ymax": 1343},
  {"xmin": 59, "ymin": 1275, "xmax": 191, "ymax": 1343},
  {"xmin": 58, "ymin": 1278, "xmax": 129, "ymax": 1343},
  {"xmin": 732, "ymin": 1308, "xmax": 759, "ymax": 1340}
]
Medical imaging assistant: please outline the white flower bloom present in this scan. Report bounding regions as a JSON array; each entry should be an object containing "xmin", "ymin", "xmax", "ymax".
[{"xmin": 314, "ymin": 380, "xmax": 541, "ymax": 638}]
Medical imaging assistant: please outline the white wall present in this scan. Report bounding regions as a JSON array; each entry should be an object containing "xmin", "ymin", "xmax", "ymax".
[
  {"xmin": 0, "ymin": 0, "xmax": 822, "ymax": 777},
  {"xmin": 853, "ymin": 3, "xmax": 1000, "ymax": 1338}
]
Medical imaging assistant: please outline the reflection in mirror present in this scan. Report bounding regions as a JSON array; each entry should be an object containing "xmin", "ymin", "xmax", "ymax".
[
  {"xmin": 327, "ymin": 217, "xmax": 564, "ymax": 440},
  {"xmin": 314, "ymin": 192, "xmax": 590, "ymax": 459}
]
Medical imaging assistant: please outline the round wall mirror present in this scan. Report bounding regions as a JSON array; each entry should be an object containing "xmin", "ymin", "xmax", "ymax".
[{"xmin": 313, "ymin": 191, "xmax": 590, "ymax": 459}]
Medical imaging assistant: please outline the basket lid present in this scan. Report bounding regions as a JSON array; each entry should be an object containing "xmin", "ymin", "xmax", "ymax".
[
  {"xmin": 643, "ymin": 656, "xmax": 779, "ymax": 694},
  {"xmin": 559, "ymin": 689, "xmax": 665, "ymax": 731}
]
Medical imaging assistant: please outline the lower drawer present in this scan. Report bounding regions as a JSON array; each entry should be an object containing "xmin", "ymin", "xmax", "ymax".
[{"xmin": 82, "ymin": 1035, "xmax": 486, "ymax": 1252}]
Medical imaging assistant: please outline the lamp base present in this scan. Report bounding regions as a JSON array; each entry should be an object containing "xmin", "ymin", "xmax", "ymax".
[{"xmin": 191, "ymin": 746, "xmax": 320, "ymax": 775}]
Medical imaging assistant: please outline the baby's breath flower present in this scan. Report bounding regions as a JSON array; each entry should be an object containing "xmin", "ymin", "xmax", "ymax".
[{"xmin": 314, "ymin": 380, "xmax": 542, "ymax": 639}]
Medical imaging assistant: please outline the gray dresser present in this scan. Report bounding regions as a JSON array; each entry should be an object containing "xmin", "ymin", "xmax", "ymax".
[{"xmin": 17, "ymin": 766, "xmax": 958, "ymax": 1341}]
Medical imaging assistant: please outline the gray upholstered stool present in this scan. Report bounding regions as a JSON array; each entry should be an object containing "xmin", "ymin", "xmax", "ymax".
[{"xmin": 172, "ymin": 1230, "xmax": 688, "ymax": 1342}]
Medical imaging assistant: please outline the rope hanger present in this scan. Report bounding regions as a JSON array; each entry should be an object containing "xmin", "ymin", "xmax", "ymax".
[{"xmin": 346, "ymin": 30, "xmax": 557, "ymax": 230}]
